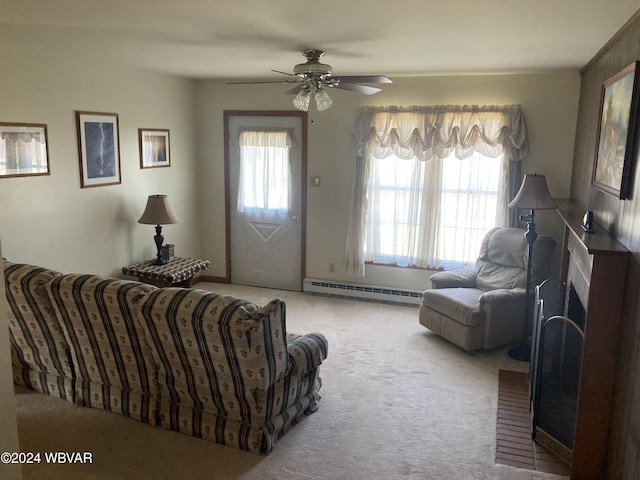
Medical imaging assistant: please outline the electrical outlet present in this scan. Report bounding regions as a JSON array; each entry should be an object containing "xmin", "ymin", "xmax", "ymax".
[{"xmin": 329, "ymin": 262, "xmax": 335, "ymax": 273}]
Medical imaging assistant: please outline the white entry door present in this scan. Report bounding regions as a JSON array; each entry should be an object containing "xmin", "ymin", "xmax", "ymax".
[{"xmin": 227, "ymin": 113, "xmax": 305, "ymax": 291}]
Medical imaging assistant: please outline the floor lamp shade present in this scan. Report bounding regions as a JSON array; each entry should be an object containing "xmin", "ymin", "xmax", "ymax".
[
  {"xmin": 138, "ymin": 195, "xmax": 179, "ymax": 265},
  {"xmin": 508, "ymin": 174, "xmax": 556, "ymax": 361},
  {"xmin": 508, "ymin": 174, "xmax": 556, "ymax": 210}
]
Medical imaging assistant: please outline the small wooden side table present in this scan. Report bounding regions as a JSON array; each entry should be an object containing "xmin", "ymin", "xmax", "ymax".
[{"xmin": 122, "ymin": 257, "xmax": 210, "ymax": 287}]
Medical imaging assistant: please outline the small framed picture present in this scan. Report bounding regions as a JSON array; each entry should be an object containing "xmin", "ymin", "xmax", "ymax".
[
  {"xmin": 592, "ymin": 61, "xmax": 640, "ymax": 199},
  {"xmin": 76, "ymin": 111, "xmax": 121, "ymax": 188},
  {"xmin": 139, "ymin": 128, "xmax": 170, "ymax": 169},
  {"xmin": 0, "ymin": 123, "xmax": 50, "ymax": 178}
]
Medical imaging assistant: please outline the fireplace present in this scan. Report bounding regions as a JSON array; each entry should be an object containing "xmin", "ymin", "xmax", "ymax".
[
  {"xmin": 541, "ymin": 201, "xmax": 629, "ymax": 479},
  {"xmin": 531, "ymin": 282, "xmax": 585, "ymax": 464}
]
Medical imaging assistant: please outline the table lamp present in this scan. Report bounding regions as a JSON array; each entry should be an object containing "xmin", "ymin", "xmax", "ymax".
[
  {"xmin": 138, "ymin": 194, "xmax": 179, "ymax": 265},
  {"xmin": 507, "ymin": 173, "xmax": 557, "ymax": 361}
]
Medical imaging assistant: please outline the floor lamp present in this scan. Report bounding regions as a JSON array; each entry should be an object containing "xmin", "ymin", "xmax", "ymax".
[{"xmin": 507, "ymin": 174, "xmax": 556, "ymax": 362}]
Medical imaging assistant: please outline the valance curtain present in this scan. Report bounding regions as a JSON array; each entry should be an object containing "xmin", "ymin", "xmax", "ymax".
[
  {"xmin": 237, "ymin": 129, "xmax": 293, "ymax": 213},
  {"xmin": 345, "ymin": 104, "xmax": 529, "ymax": 276}
]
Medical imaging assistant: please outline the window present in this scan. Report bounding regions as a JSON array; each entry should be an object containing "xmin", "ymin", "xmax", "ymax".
[
  {"xmin": 346, "ymin": 105, "xmax": 529, "ymax": 276},
  {"xmin": 438, "ymin": 152, "xmax": 502, "ymax": 268},
  {"xmin": 366, "ymin": 151, "xmax": 502, "ymax": 270},
  {"xmin": 237, "ymin": 130, "xmax": 291, "ymax": 213}
]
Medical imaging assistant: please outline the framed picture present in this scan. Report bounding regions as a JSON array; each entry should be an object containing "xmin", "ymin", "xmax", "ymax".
[
  {"xmin": 0, "ymin": 123, "xmax": 50, "ymax": 178},
  {"xmin": 592, "ymin": 61, "xmax": 640, "ymax": 199},
  {"xmin": 139, "ymin": 128, "xmax": 170, "ymax": 168},
  {"xmin": 76, "ymin": 111, "xmax": 121, "ymax": 188}
]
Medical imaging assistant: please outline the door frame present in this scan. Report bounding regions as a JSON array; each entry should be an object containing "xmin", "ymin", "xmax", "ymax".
[{"xmin": 223, "ymin": 110, "xmax": 308, "ymax": 290}]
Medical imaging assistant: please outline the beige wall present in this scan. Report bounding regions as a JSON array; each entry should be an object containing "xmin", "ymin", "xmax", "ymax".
[
  {"xmin": 196, "ymin": 72, "xmax": 580, "ymax": 288},
  {"xmin": 0, "ymin": 40, "xmax": 198, "ymax": 277},
  {"xmin": 0, "ymin": 37, "xmax": 579, "ymax": 287}
]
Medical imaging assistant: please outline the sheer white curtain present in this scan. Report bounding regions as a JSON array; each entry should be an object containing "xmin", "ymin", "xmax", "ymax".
[
  {"xmin": 365, "ymin": 152, "xmax": 442, "ymax": 268},
  {"xmin": 346, "ymin": 105, "xmax": 529, "ymax": 276},
  {"xmin": 237, "ymin": 129, "xmax": 293, "ymax": 213}
]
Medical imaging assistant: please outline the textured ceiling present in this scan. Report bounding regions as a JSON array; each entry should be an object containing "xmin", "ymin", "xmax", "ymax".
[{"xmin": 1, "ymin": 0, "xmax": 638, "ymax": 80}]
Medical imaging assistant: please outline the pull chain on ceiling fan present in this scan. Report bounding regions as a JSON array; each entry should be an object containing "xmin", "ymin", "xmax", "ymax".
[{"xmin": 228, "ymin": 49, "xmax": 392, "ymax": 112}]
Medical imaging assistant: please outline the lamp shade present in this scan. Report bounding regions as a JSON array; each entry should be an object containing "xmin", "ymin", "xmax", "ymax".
[
  {"xmin": 138, "ymin": 194, "xmax": 179, "ymax": 225},
  {"xmin": 508, "ymin": 174, "xmax": 557, "ymax": 210}
]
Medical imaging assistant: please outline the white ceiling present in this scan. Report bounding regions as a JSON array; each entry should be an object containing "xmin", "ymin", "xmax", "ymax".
[{"xmin": 1, "ymin": 0, "xmax": 638, "ymax": 81}]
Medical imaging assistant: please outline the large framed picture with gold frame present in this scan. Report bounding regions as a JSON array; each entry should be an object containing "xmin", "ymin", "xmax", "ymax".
[{"xmin": 592, "ymin": 61, "xmax": 640, "ymax": 199}]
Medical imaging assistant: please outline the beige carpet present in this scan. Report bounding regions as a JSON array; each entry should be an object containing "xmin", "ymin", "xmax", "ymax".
[{"xmin": 13, "ymin": 282, "xmax": 568, "ymax": 480}]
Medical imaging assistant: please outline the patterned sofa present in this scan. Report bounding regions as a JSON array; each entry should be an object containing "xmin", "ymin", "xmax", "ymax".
[{"xmin": 4, "ymin": 260, "xmax": 328, "ymax": 454}]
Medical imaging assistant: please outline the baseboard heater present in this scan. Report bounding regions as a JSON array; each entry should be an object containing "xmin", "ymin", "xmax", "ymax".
[{"xmin": 303, "ymin": 278, "xmax": 422, "ymax": 306}]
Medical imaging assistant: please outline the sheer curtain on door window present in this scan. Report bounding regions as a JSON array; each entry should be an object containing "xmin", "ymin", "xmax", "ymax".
[
  {"xmin": 237, "ymin": 129, "xmax": 293, "ymax": 214},
  {"xmin": 346, "ymin": 105, "xmax": 529, "ymax": 276}
]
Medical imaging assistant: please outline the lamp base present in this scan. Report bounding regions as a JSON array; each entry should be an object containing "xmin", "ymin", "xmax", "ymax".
[
  {"xmin": 508, "ymin": 344, "xmax": 531, "ymax": 362},
  {"xmin": 152, "ymin": 257, "xmax": 167, "ymax": 266}
]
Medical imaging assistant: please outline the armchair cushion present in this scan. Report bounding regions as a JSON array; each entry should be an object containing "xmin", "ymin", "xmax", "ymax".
[
  {"xmin": 476, "ymin": 227, "xmax": 528, "ymax": 290},
  {"xmin": 421, "ymin": 288, "xmax": 486, "ymax": 327}
]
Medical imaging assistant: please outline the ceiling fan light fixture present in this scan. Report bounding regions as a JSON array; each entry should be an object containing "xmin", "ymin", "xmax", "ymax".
[
  {"xmin": 293, "ymin": 88, "xmax": 311, "ymax": 111},
  {"xmin": 314, "ymin": 88, "xmax": 333, "ymax": 111}
]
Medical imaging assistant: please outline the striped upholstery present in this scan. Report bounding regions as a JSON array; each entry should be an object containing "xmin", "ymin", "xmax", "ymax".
[
  {"xmin": 4, "ymin": 261, "xmax": 74, "ymax": 401},
  {"xmin": 138, "ymin": 287, "xmax": 328, "ymax": 453},
  {"xmin": 45, "ymin": 274, "xmax": 159, "ymax": 424}
]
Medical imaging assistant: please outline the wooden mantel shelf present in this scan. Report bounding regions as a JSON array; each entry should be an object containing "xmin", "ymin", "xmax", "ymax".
[
  {"xmin": 553, "ymin": 198, "xmax": 629, "ymax": 480},
  {"xmin": 554, "ymin": 199, "xmax": 628, "ymax": 255}
]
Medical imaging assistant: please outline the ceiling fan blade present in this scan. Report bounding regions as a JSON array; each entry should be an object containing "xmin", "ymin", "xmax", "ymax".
[
  {"xmin": 333, "ymin": 75, "xmax": 392, "ymax": 84},
  {"xmin": 226, "ymin": 79, "xmax": 300, "ymax": 85},
  {"xmin": 272, "ymin": 69, "xmax": 297, "ymax": 77},
  {"xmin": 333, "ymin": 83, "xmax": 382, "ymax": 95}
]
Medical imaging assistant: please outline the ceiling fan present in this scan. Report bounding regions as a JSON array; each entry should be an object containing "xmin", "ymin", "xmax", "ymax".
[{"xmin": 228, "ymin": 49, "xmax": 392, "ymax": 112}]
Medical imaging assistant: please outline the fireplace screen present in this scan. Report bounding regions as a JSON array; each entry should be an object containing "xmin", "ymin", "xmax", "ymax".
[{"xmin": 531, "ymin": 282, "xmax": 585, "ymax": 465}]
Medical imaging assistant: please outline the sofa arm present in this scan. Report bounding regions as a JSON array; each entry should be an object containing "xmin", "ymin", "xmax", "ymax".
[
  {"xmin": 287, "ymin": 333, "xmax": 328, "ymax": 376},
  {"xmin": 430, "ymin": 268, "xmax": 477, "ymax": 289}
]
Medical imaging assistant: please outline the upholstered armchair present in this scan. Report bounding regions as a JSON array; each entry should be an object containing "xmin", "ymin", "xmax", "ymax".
[{"xmin": 419, "ymin": 227, "xmax": 556, "ymax": 351}]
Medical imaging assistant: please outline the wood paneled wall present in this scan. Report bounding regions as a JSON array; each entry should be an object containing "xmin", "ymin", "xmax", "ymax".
[{"xmin": 571, "ymin": 9, "xmax": 640, "ymax": 479}]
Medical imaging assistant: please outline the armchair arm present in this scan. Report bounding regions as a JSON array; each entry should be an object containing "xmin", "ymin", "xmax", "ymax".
[
  {"xmin": 478, "ymin": 288, "xmax": 526, "ymax": 350},
  {"xmin": 478, "ymin": 287, "xmax": 525, "ymax": 306},
  {"xmin": 430, "ymin": 268, "xmax": 477, "ymax": 289}
]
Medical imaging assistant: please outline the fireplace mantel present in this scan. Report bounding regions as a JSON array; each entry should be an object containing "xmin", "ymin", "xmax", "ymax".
[{"xmin": 554, "ymin": 199, "xmax": 629, "ymax": 479}]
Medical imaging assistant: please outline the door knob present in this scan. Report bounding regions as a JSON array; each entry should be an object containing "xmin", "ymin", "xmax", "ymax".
[{"xmin": 291, "ymin": 215, "xmax": 301, "ymax": 223}]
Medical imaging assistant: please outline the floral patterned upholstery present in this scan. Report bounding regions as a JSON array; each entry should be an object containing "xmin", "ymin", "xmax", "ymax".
[
  {"xmin": 44, "ymin": 274, "xmax": 159, "ymax": 423},
  {"xmin": 138, "ymin": 287, "xmax": 328, "ymax": 453},
  {"xmin": 4, "ymin": 261, "xmax": 328, "ymax": 454},
  {"xmin": 3, "ymin": 260, "xmax": 74, "ymax": 401}
]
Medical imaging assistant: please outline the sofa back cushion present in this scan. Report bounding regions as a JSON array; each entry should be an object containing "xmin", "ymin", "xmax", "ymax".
[
  {"xmin": 3, "ymin": 260, "xmax": 74, "ymax": 399},
  {"xmin": 45, "ymin": 274, "xmax": 158, "ymax": 420},
  {"xmin": 138, "ymin": 287, "xmax": 288, "ymax": 422}
]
